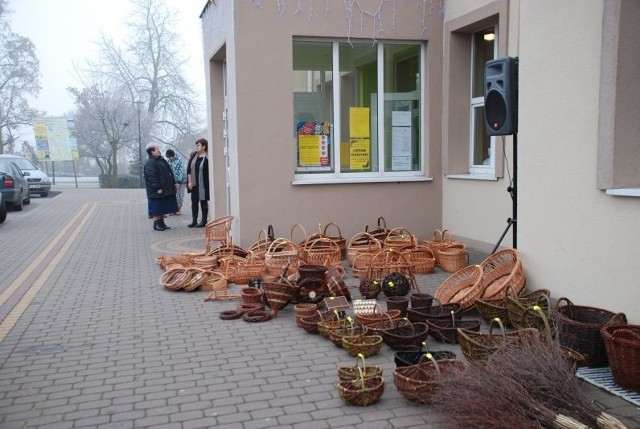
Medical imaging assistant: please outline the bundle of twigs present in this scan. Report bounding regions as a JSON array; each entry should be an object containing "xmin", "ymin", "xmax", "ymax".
[
  {"xmin": 487, "ymin": 336, "xmax": 627, "ymax": 429},
  {"xmin": 432, "ymin": 362, "xmax": 591, "ymax": 429}
]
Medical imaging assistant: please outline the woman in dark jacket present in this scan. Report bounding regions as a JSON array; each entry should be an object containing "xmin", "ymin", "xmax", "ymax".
[
  {"xmin": 143, "ymin": 143, "xmax": 178, "ymax": 231},
  {"xmin": 186, "ymin": 138, "xmax": 210, "ymax": 228}
]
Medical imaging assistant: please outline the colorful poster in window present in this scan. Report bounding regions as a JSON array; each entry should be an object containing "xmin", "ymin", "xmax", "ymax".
[
  {"xmin": 349, "ymin": 139, "xmax": 370, "ymax": 170},
  {"xmin": 349, "ymin": 107, "xmax": 370, "ymax": 138},
  {"xmin": 298, "ymin": 135, "xmax": 330, "ymax": 167},
  {"xmin": 296, "ymin": 121, "xmax": 331, "ymax": 171}
]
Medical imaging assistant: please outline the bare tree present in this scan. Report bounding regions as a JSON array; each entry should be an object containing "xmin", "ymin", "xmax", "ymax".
[
  {"xmin": 68, "ymin": 83, "xmax": 136, "ymax": 187},
  {"xmin": 90, "ymin": 0, "xmax": 203, "ymax": 147},
  {"xmin": 0, "ymin": 0, "xmax": 41, "ymax": 154}
]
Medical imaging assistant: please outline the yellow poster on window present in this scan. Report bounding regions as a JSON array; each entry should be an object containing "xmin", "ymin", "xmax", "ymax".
[
  {"xmin": 349, "ymin": 107, "xmax": 370, "ymax": 138},
  {"xmin": 298, "ymin": 134, "xmax": 330, "ymax": 167},
  {"xmin": 349, "ymin": 139, "xmax": 370, "ymax": 170}
]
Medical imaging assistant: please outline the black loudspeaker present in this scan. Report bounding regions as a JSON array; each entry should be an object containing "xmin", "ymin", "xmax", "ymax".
[{"xmin": 484, "ymin": 56, "xmax": 518, "ymax": 136}]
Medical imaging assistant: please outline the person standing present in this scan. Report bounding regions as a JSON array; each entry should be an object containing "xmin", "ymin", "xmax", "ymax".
[
  {"xmin": 143, "ymin": 143, "xmax": 178, "ymax": 231},
  {"xmin": 165, "ymin": 149, "xmax": 186, "ymax": 215},
  {"xmin": 187, "ymin": 138, "xmax": 210, "ymax": 228}
]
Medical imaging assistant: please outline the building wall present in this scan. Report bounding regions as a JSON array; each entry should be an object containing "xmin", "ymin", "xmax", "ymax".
[
  {"xmin": 518, "ymin": 0, "xmax": 639, "ymax": 323},
  {"xmin": 202, "ymin": 1, "xmax": 445, "ymax": 247}
]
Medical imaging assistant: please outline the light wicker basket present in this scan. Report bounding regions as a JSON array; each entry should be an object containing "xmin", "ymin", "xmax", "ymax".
[{"xmin": 434, "ymin": 265, "xmax": 483, "ymax": 311}]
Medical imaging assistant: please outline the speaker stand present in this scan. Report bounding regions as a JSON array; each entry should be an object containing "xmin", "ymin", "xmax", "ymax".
[{"xmin": 491, "ymin": 132, "xmax": 517, "ymax": 254}]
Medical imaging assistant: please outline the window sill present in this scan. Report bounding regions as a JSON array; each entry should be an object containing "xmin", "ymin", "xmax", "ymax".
[
  {"xmin": 605, "ymin": 188, "xmax": 640, "ymax": 197},
  {"xmin": 446, "ymin": 173, "xmax": 498, "ymax": 181},
  {"xmin": 292, "ymin": 176, "xmax": 433, "ymax": 185}
]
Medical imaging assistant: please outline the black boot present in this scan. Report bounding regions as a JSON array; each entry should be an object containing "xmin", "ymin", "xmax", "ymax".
[
  {"xmin": 188, "ymin": 196, "xmax": 199, "ymax": 227},
  {"xmin": 159, "ymin": 218, "xmax": 170, "ymax": 230},
  {"xmin": 187, "ymin": 217, "xmax": 197, "ymax": 228},
  {"xmin": 196, "ymin": 201, "xmax": 208, "ymax": 227},
  {"xmin": 153, "ymin": 220, "xmax": 166, "ymax": 231}
]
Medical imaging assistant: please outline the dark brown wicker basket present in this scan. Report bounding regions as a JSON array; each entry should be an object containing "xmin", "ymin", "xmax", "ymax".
[
  {"xmin": 407, "ymin": 300, "xmax": 462, "ymax": 324},
  {"xmin": 393, "ymin": 357, "xmax": 467, "ymax": 405},
  {"xmin": 382, "ymin": 319, "xmax": 430, "ymax": 351},
  {"xmin": 426, "ymin": 318, "xmax": 482, "ymax": 344},
  {"xmin": 553, "ymin": 297, "xmax": 627, "ymax": 367},
  {"xmin": 601, "ymin": 324, "xmax": 640, "ymax": 391}
]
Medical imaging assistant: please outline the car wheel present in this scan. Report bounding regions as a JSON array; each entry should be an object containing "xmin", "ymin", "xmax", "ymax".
[
  {"xmin": 0, "ymin": 201, "xmax": 6, "ymax": 223},
  {"xmin": 24, "ymin": 195, "xmax": 31, "ymax": 205}
]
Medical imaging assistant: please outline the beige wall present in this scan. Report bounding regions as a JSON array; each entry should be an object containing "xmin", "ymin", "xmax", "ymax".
[
  {"xmin": 517, "ymin": 0, "xmax": 639, "ymax": 323},
  {"xmin": 202, "ymin": 1, "xmax": 445, "ymax": 247}
]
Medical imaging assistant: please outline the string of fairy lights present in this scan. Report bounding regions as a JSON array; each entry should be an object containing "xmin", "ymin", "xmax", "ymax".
[{"xmin": 247, "ymin": 0, "xmax": 444, "ymax": 40}]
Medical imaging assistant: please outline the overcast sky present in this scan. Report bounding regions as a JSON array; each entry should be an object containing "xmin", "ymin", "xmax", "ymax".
[{"xmin": 10, "ymin": 0, "xmax": 207, "ymax": 117}]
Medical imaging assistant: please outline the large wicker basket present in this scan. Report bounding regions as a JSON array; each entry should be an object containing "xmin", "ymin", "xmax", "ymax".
[
  {"xmin": 437, "ymin": 244, "xmax": 467, "ymax": 273},
  {"xmin": 553, "ymin": 298, "xmax": 627, "ymax": 367},
  {"xmin": 347, "ymin": 232, "xmax": 382, "ymax": 267},
  {"xmin": 393, "ymin": 355, "xmax": 467, "ymax": 405},
  {"xmin": 383, "ymin": 227, "xmax": 417, "ymax": 251},
  {"xmin": 434, "ymin": 265, "xmax": 483, "ymax": 310},
  {"xmin": 382, "ymin": 319, "xmax": 430, "ymax": 351},
  {"xmin": 337, "ymin": 353, "xmax": 383, "ymax": 383},
  {"xmin": 402, "ymin": 245, "xmax": 436, "ymax": 274},
  {"xmin": 262, "ymin": 280, "xmax": 297, "ymax": 317},
  {"xmin": 478, "ymin": 248, "xmax": 526, "ymax": 300},
  {"xmin": 264, "ymin": 238, "xmax": 300, "ymax": 275},
  {"xmin": 601, "ymin": 324, "xmax": 640, "ymax": 392},
  {"xmin": 422, "ymin": 229, "xmax": 454, "ymax": 266},
  {"xmin": 323, "ymin": 222, "xmax": 347, "ymax": 260},
  {"xmin": 338, "ymin": 373, "xmax": 384, "ymax": 406},
  {"xmin": 303, "ymin": 237, "xmax": 342, "ymax": 267},
  {"xmin": 457, "ymin": 318, "xmax": 540, "ymax": 361}
]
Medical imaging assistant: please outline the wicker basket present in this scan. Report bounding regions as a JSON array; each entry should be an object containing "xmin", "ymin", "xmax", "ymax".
[
  {"xmin": 382, "ymin": 319, "xmax": 430, "ymax": 351},
  {"xmin": 159, "ymin": 267, "xmax": 190, "ymax": 291},
  {"xmin": 192, "ymin": 255, "xmax": 218, "ymax": 270},
  {"xmin": 366, "ymin": 216, "xmax": 391, "ymax": 241},
  {"xmin": 437, "ymin": 244, "xmax": 468, "ymax": 273},
  {"xmin": 262, "ymin": 280, "xmax": 297, "ymax": 317},
  {"xmin": 330, "ymin": 318, "xmax": 368, "ymax": 348},
  {"xmin": 247, "ymin": 227, "xmax": 274, "ymax": 260},
  {"xmin": 347, "ymin": 232, "xmax": 382, "ymax": 267},
  {"xmin": 478, "ymin": 248, "xmax": 526, "ymax": 300},
  {"xmin": 366, "ymin": 250, "xmax": 419, "ymax": 293},
  {"xmin": 337, "ymin": 353, "xmax": 383, "ymax": 383},
  {"xmin": 229, "ymin": 253, "xmax": 265, "ymax": 285},
  {"xmin": 338, "ymin": 373, "xmax": 385, "ymax": 406},
  {"xmin": 426, "ymin": 318, "xmax": 481, "ymax": 344},
  {"xmin": 342, "ymin": 333, "xmax": 384, "ymax": 357},
  {"xmin": 383, "ymin": 227, "xmax": 417, "ymax": 251},
  {"xmin": 601, "ymin": 324, "xmax": 640, "ymax": 392},
  {"xmin": 385, "ymin": 296, "xmax": 410, "ymax": 317},
  {"xmin": 553, "ymin": 298, "xmax": 627, "ymax": 367},
  {"xmin": 241, "ymin": 287, "xmax": 263, "ymax": 304},
  {"xmin": 393, "ymin": 355, "xmax": 467, "ymax": 405},
  {"xmin": 422, "ymin": 229, "xmax": 454, "ymax": 266},
  {"xmin": 457, "ymin": 318, "xmax": 540, "ymax": 361},
  {"xmin": 303, "ymin": 237, "xmax": 342, "ymax": 267},
  {"xmin": 434, "ymin": 265, "xmax": 484, "ymax": 310},
  {"xmin": 355, "ymin": 304, "xmax": 402, "ymax": 328},
  {"xmin": 402, "ymin": 245, "xmax": 436, "ymax": 274},
  {"xmin": 318, "ymin": 310, "xmax": 350, "ymax": 339},
  {"xmin": 394, "ymin": 346, "xmax": 457, "ymax": 367},
  {"xmin": 352, "ymin": 252, "xmax": 375, "ymax": 280},
  {"xmin": 407, "ymin": 300, "xmax": 463, "ymax": 324},
  {"xmin": 294, "ymin": 303, "xmax": 318, "ymax": 328},
  {"xmin": 507, "ymin": 292, "xmax": 552, "ymax": 331},
  {"xmin": 264, "ymin": 238, "xmax": 300, "ymax": 275},
  {"xmin": 323, "ymin": 222, "xmax": 347, "ymax": 260},
  {"xmin": 409, "ymin": 293, "xmax": 434, "ymax": 309}
]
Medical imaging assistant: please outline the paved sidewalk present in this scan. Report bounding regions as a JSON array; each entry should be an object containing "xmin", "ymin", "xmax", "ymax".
[{"xmin": 0, "ymin": 188, "xmax": 638, "ymax": 428}]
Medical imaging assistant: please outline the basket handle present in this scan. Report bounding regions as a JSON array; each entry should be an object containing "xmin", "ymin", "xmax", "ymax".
[
  {"xmin": 608, "ymin": 313, "xmax": 627, "ymax": 326},
  {"xmin": 377, "ymin": 216, "xmax": 387, "ymax": 230},
  {"xmin": 323, "ymin": 222, "xmax": 343, "ymax": 238},
  {"xmin": 355, "ymin": 352, "xmax": 367, "ymax": 371},
  {"xmin": 430, "ymin": 297, "xmax": 444, "ymax": 315},
  {"xmin": 523, "ymin": 305, "xmax": 553, "ymax": 340},
  {"xmin": 417, "ymin": 353, "xmax": 441, "ymax": 379},
  {"xmin": 488, "ymin": 317, "xmax": 507, "ymax": 341},
  {"xmin": 611, "ymin": 328, "xmax": 640, "ymax": 341},
  {"xmin": 553, "ymin": 297, "xmax": 573, "ymax": 310},
  {"xmin": 290, "ymin": 223, "xmax": 308, "ymax": 244},
  {"xmin": 418, "ymin": 340, "xmax": 429, "ymax": 353},
  {"xmin": 395, "ymin": 317, "xmax": 414, "ymax": 334}
]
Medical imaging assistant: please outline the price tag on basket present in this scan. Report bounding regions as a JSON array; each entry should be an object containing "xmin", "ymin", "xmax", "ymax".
[
  {"xmin": 352, "ymin": 299, "xmax": 378, "ymax": 315},
  {"xmin": 323, "ymin": 296, "xmax": 350, "ymax": 312}
]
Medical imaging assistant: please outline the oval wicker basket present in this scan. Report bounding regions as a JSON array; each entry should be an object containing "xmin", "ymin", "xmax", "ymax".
[
  {"xmin": 422, "ymin": 229, "xmax": 454, "ymax": 266},
  {"xmin": 337, "ymin": 353, "xmax": 382, "ymax": 383},
  {"xmin": 303, "ymin": 237, "xmax": 342, "ymax": 267},
  {"xmin": 434, "ymin": 265, "xmax": 483, "ymax": 311},
  {"xmin": 383, "ymin": 227, "xmax": 417, "ymax": 251},
  {"xmin": 426, "ymin": 318, "xmax": 482, "ymax": 344},
  {"xmin": 382, "ymin": 319, "xmax": 430, "ymax": 351},
  {"xmin": 347, "ymin": 232, "xmax": 382, "ymax": 266},
  {"xmin": 264, "ymin": 238, "xmax": 300, "ymax": 275},
  {"xmin": 457, "ymin": 318, "xmax": 540, "ymax": 362},
  {"xmin": 478, "ymin": 248, "xmax": 526, "ymax": 300},
  {"xmin": 407, "ymin": 300, "xmax": 462, "ymax": 324},
  {"xmin": 342, "ymin": 333, "xmax": 384, "ymax": 357},
  {"xmin": 323, "ymin": 222, "xmax": 347, "ymax": 260},
  {"xmin": 553, "ymin": 298, "xmax": 627, "ymax": 367},
  {"xmin": 393, "ymin": 356, "xmax": 467, "ymax": 405},
  {"xmin": 402, "ymin": 245, "xmax": 436, "ymax": 274},
  {"xmin": 338, "ymin": 373, "xmax": 384, "ymax": 406}
]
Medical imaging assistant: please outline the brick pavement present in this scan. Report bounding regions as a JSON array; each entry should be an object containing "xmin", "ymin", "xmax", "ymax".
[{"xmin": 0, "ymin": 187, "xmax": 638, "ymax": 428}]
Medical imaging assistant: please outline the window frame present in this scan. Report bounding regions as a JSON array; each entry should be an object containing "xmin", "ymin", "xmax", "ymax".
[{"xmin": 292, "ymin": 38, "xmax": 428, "ymax": 185}]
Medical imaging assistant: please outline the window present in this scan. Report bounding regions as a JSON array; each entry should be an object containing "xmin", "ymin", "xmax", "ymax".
[
  {"xmin": 293, "ymin": 39, "xmax": 424, "ymax": 181},
  {"xmin": 469, "ymin": 27, "xmax": 496, "ymax": 175}
]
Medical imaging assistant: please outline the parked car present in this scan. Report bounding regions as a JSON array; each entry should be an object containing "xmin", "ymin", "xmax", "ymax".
[
  {"xmin": 0, "ymin": 154, "xmax": 51, "ymax": 197},
  {"xmin": 0, "ymin": 192, "xmax": 6, "ymax": 223},
  {"xmin": 0, "ymin": 159, "xmax": 30, "ymax": 211}
]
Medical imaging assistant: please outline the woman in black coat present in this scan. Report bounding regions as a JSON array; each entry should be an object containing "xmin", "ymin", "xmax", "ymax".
[
  {"xmin": 143, "ymin": 143, "xmax": 178, "ymax": 231},
  {"xmin": 186, "ymin": 138, "xmax": 210, "ymax": 228}
]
